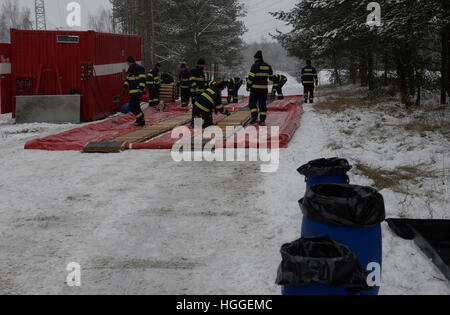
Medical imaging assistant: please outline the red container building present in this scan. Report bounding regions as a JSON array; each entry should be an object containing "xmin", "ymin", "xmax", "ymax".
[
  {"xmin": 0, "ymin": 43, "xmax": 12, "ymax": 114},
  {"xmin": 10, "ymin": 29, "xmax": 142, "ymax": 121}
]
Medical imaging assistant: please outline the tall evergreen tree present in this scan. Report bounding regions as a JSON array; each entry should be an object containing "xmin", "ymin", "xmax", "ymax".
[{"xmin": 109, "ymin": 0, "xmax": 246, "ymax": 75}]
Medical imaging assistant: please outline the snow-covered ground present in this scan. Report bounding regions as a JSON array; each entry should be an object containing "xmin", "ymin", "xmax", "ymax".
[{"xmin": 0, "ymin": 78, "xmax": 449, "ymax": 294}]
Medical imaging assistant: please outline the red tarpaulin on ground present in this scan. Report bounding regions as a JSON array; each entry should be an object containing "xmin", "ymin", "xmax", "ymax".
[
  {"xmin": 24, "ymin": 106, "xmax": 190, "ymax": 151},
  {"xmin": 131, "ymin": 97, "xmax": 303, "ymax": 150},
  {"xmin": 24, "ymin": 95, "xmax": 303, "ymax": 151}
]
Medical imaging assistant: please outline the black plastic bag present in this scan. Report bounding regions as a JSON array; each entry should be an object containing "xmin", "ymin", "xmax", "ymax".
[
  {"xmin": 276, "ymin": 236, "xmax": 370, "ymax": 292},
  {"xmin": 297, "ymin": 157, "xmax": 352, "ymax": 177},
  {"xmin": 300, "ymin": 184, "xmax": 385, "ymax": 227}
]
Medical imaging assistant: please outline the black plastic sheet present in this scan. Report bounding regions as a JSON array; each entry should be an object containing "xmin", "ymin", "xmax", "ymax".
[
  {"xmin": 297, "ymin": 158, "xmax": 352, "ymax": 177},
  {"xmin": 276, "ymin": 236, "xmax": 370, "ymax": 292},
  {"xmin": 387, "ymin": 218, "xmax": 450, "ymax": 281},
  {"xmin": 300, "ymin": 184, "xmax": 385, "ymax": 227}
]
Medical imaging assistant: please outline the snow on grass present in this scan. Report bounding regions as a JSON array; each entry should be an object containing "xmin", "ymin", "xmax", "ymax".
[{"xmin": 313, "ymin": 85, "xmax": 450, "ymax": 294}]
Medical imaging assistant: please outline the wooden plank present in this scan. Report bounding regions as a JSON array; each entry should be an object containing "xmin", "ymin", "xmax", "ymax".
[
  {"xmin": 112, "ymin": 111, "xmax": 192, "ymax": 143},
  {"xmin": 160, "ymin": 84, "xmax": 177, "ymax": 102},
  {"xmin": 83, "ymin": 110, "xmax": 250, "ymax": 153},
  {"xmin": 82, "ymin": 111, "xmax": 192, "ymax": 153},
  {"xmin": 188, "ymin": 110, "xmax": 251, "ymax": 146},
  {"xmin": 82, "ymin": 141, "xmax": 127, "ymax": 153}
]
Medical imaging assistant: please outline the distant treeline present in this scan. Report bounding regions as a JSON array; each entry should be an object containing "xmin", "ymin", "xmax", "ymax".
[
  {"xmin": 0, "ymin": 0, "xmax": 33, "ymax": 43},
  {"xmin": 273, "ymin": 0, "xmax": 450, "ymax": 105}
]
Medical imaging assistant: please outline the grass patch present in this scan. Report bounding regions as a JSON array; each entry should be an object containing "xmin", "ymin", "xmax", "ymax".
[
  {"xmin": 402, "ymin": 109, "xmax": 450, "ymax": 139},
  {"xmin": 404, "ymin": 121, "xmax": 443, "ymax": 133},
  {"xmin": 327, "ymin": 141, "xmax": 343, "ymax": 151},
  {"xmin": 314, "ymin": 97, "xmax": 383, "ymax": 113},
  {"xmin": 354, "ymin": 161, "xmax": 437, "ymax": 194},
  {"xmin": 314, "ymin": 87, "xmax": 396, "ymax": 113},
  {"xmin": 318, "ymin": 87, "xmax": 360, "ymax": 98}
]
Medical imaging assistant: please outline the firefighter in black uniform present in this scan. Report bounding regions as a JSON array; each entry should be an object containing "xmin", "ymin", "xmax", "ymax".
[
  {"xmin": 147, "ymin": 63, "xmax": 161, "ymax": 107},
  {"xmin": 247, "ymin": 51, "xmax": 273, "ymax": 125},
  {"xmin": 301, "ymin": 60, "xmax": 318, "ymax": 103},
  {"xmin": 178, "ymin": 64, "xmax": 190, "ymax": 108},
  {"xmin": 193, "ymin": 81, "xmax": 231, "ymax": 128},
  {"xmin": 122, "ymin": 56, "xmax": 146, "ymax": 126},
  {"xmin": 226, "ymin": 77, "xmax": 243, "ymax": 104},
  {"xmin": 207, "ymin": 80, "xmax": 218, "ymax": 88},
  {"xmin": 189, "ymin": 58, "xmax": 206, "ymax": 103},
  {"xmin": 189, "ymin": 58, "xmax": 207, "ymax": 125},
  {"xmin": 271, "ymin": 74, "xmax": 288, "ymax": 100}
]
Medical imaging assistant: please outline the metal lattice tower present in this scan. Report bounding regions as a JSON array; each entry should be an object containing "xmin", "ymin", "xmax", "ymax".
[{"xmin": 34, "ymin": 0, "xmax": 47, "ymax": 30}]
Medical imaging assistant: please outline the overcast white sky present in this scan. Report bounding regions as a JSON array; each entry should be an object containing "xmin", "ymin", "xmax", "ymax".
[{"xmin": 2, "ymin": 0, "xmax": 296, "ymax": 43}]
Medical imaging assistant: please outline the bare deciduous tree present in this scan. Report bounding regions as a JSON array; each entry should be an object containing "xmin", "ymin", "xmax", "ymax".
[
  {"xmin": 87, "ymin": 8, "xmax": 115, "ymax": 33},
  {"xmin": 0, "ymin": 0, "xmax": 33, "ymax": 43}
]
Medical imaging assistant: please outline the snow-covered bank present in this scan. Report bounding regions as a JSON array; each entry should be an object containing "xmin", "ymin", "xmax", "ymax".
[{"xmin": 312, "ymin": 85, "xmax": 450, "ymax": 294}]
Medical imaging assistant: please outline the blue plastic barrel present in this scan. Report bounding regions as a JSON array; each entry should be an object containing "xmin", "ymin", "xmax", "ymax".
[
  {"xmin": 302, "ymin": 218, "xmax": 382, "ymax": 295},
  {"xmin": 306, "ymin": 173, "xmax": 348, "ymax": 188},
  {"xmin": 121, "ymin": 103, "xmax": 130, "ymax": 114},
  {"xmin": 277, "ymin": 236, "xmax": 370, "ymax": 296},
  {"xmin": 300, "ymin": 184, "xmax": 385, "ymax": 295},
  {"xmin": 298, "ymin": 158, "xmax": 352, "ymax": 188}
]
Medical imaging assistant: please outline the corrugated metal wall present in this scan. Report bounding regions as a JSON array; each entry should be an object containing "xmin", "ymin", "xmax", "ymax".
[
  {"xmin": 88, "ymin": 32, "xmax": 142, "ymax": 121},
  {"xmin": 0, "ymin": 43, "xmax": 12, "ymax": 114},
  {"xmin": 10, "ymin": 29, "xmax": 142, "ymax": 121}
]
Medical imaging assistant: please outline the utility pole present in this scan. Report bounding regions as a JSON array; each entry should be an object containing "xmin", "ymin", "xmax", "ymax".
[
  {"xmin": 138, "ymin": 0, "xmax": 144, "ymax": 36},
  {"xmin": 150, "ymin": 0, "xmax": 156, "ymax": 65},
  {"xmin": 442, "ymin": 0, "xmax": 449, "ymax": 105},
  {"xmin": 34, "ymin": 0, "xmax": 47, "ymax": 30}
]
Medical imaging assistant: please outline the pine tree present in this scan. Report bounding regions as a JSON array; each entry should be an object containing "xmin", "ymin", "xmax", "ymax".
[{"xmin": 109, "ymin": 0, "xmax": 246, "ymax": 76}]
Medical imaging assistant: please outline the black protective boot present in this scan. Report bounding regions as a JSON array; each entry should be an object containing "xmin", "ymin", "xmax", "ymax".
[
  {"xmin": 134, "ymin": 117, "xmax": 145, "ymax": 127},
  {"xmin": 249, "ymin": 116, "xmax": 258, "ymax": 125},
  {"xmin": 258, "ymin": 120, "xmax": 266, "ymax": 126}
]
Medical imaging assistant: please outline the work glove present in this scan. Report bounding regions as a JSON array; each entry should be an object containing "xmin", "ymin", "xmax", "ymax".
[
  {"xmin": 246, "ymin": 85, "xmax": 251, "ymax": 92},
  {"xmin": 224, "ymin": 110, "xmax": 231, "ymax": 116},
  {"xmin": 122, "ymin": 87, "xmax": 127, "ymax": 95}
]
